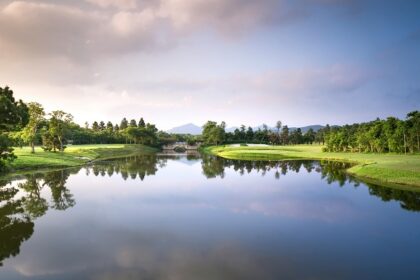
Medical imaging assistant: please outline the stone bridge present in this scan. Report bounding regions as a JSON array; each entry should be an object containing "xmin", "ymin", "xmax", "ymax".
[{"xmin": 162, "ymin": 142, "xmax": 201, "ymax": 150}]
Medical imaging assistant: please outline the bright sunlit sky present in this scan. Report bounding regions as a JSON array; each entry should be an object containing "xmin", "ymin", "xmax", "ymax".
[{"xmin": 1, "ymin": 0, "xmax": 419, "ymax": 130}]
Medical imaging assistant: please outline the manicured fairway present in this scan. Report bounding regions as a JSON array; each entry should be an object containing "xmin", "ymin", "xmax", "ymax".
[
  {"xmin": 205, "ymin": 145, "xmax": 420, "ymax": 189},
  {"xmin": 5, "ymin": 144, "xmax": 157, "ymax": 175}
]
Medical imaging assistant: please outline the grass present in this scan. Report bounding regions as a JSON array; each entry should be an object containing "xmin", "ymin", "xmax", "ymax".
[
  {"xmin": 204, "ymin": 144, "xmax": 420, "ymax": 189},
  {"xmin": 4, "ymin": 144, "xmax": 158, "ymax": 177}
]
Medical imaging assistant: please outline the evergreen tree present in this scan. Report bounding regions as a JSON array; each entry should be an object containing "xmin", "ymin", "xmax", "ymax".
[
  {"xmin": 92, "ymin": 121, "xmax": 99, "ymax": 131},
  {"xmin": 129, "ymin": 119, "xmax": 137, "ymax": 127},
  {"xmin": 120, "ymin": 118, "xmax": 128, "ymax": 130},
  {"xmin": 138, "ymin": 118, "xmax": 146, "ymax": 128},
  {"xmin": 99, "ymin": 121, "xmax": 105, "ymax": 130},
  {"xmin": 106, "ymin": 121, "xmax": 113, "ymax": 132}
]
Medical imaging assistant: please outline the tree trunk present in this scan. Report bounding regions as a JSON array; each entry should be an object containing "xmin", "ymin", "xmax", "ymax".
[
  {"xmin": 59, "ymin": 136, "xmax": 63, "ymax": 152},
  {"xmin": 31, "ymin": 142, "xmax": 35, "ymax": 154}
]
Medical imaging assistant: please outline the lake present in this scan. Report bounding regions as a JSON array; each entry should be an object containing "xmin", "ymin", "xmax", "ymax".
[{"xmin": 1, "ymin": 153, "xmax": 419, "ymax": 280}]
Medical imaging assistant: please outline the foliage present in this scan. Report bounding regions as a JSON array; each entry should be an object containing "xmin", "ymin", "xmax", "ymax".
[
  {"xmin": 202, "ymin": 121, "xmax": 226, "ymax": 145},
  {"xmin": 0, "ymin": 87, "xmax": 29, "ymax": 171},
  {"xmin": 21, "ymin": 103, "xmax": 45, "ymax": 153},
  {"xmin": 324, "ymin": 112, "xmax": 420, "ymax": 153}
]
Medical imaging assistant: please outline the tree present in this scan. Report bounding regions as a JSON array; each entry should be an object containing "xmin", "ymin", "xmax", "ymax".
[
  {"xmin": 202, "ymin": 121, "xmax": 226, "ymax": 145},
  {"xmin": 106, "ymin": 121, "xmax": 113, "ymax": 132},
  {"xmin": 129, "ymin": 119, "xmax": 137, "ymax": 127},
  {"xmin": 22, "ymin": 103, "xmax": 45, "ymax": 153},
  {"xmin": 99, "ymin": 121, "xmax": 105, "ymax": 130},
  {"xmin": 92, "ymin": 121, "xmax": 99, "ymax": 131},
  {"xmin": 48, "ymin": 111, "xmax": 73, "ymax": 152},
  {"xmin": 276, "ymin": 121, "xmax": 282, "ymax": 135},
  {"xmin": 120, "ymin": 118, "xmax": 128, "ymax": 130},
  {"xmin": 138, "ymin": 118, "xmax": 145, "ymax": 128},
  {"xmin": 246, "ymin": 127, "xmax": 254, "ymax": 142},
  {"xmin": 305, "ymin": 128, "xmax": 315, "ymax": 144},
  {"xmin": 281, "ymin": 125, "xmax": 289, "ymax": 145},
  {"xmin": 0, "ymin": 86, "xmax": 29, "ymax": 171},
  {"xmin": 406, "ymin": 111, "xmax": 420, "ymax": 152}
]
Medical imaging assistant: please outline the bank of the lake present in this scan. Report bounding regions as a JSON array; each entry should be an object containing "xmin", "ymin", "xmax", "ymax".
[
  {"xmin": 204, "ymin": 145, "xmax": 420, "ymax": 189},
  {"xmin": 4, "ymin": 144, "xmax": 158, "ymax": 177}
]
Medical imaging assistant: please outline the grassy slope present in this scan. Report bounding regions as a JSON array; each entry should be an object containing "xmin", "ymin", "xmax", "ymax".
[
  {"xmin": 204, "ymin": 145, "xmax": 420, "ymax": 188},
  {"xmin": 6, "ymin": 144, "xmax": 157, "ymax": 175}
]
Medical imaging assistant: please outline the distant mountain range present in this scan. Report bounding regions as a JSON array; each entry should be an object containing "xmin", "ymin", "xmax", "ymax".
[
  {"xmin": 167, "ymin": 123, "xmax": 203, "ymax": 135},
  {"xmin": 167, "ymin": 123, "xmax": 325, "ymax": 135}
]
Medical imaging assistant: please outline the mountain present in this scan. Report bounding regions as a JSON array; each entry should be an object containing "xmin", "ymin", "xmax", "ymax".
[
  {"xmin": 289, "ymin": 125, "xmax": 324, "ymax": 133},
  {"xmin": 167, "ymin": 123, "xmax": 202, "ymax": 135}
]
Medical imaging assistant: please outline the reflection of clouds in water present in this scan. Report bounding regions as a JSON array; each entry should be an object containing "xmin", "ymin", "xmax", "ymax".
[
  {"xmin": 245, "ymin": 198, "xmax": 355, "ymax": 222},
  {"xmin": 77, "ymin": 158, "xmax": 359, "ymax": 222},
  {"xmin": 10, "ymin": 229, "xmax": 287, "ymax": 279},
  {"xmin": 3, "ymin": 157, "xmax": 420, "ymax": 279}
]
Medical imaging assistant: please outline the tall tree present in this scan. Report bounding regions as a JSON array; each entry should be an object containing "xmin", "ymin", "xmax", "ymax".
[
  {"xmin": 22, "ymin": 103, "xmax": 45, "ymax": 153},
  {"xmin": 138, "ymin": 118, "xmax": 146, "ymax": 128},
  {"xmin": 276, "ymin": 121, "xmax": 282, "ymax": 135},
  {"xmin": 99, "ymin": 121, "xmax": 105, "ymax": 130},
  {"xmin": 120, "ymin": 118, "xmax": 128, "ymax": 130},
  {"xmin": 129, "ymin": 119, "xmax": 137, "ymax": 127},
  {"xmin": 281, "ymin": 125, "xmax": 289, "ymax": 145},
  {"xmin": 202, "ymin": 121, "xmax": 226, "ymax": 145},
  {"xmin": 92, "ymin": 121, "xmax": 99, "ymax": 131},
  {"xmin": 0, "ymin": 86, "xmax": 29, "ymax": 171},
  {"xmin": 407, "ymin": 111, "xmax": 420, "ymax": 152},
  {"xmin": 106, "ymin": 121, "xmax": 113, "ymax": 132},
  {"xmin": 48, "ymin": 111, "xmax": 73, "ymax": 152}
]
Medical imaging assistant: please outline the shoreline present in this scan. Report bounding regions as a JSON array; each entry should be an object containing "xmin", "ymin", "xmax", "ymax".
[
  {"xmin": 203, "ymin": 145, "xmax": 420, "ymax": 190},
  {"xmin": 0, "ymin": 144, "xmax": 158, "ymax": 180}
]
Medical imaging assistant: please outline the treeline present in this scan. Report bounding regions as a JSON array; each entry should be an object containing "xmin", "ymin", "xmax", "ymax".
[
  {"xmin": 0, "ymin": 86, "xmax": 162, "ymax": 171},
  {"xmin": 12, "ymin": 106, "xmax": 160, "ymax": 151},
  {"xmin": 202, "ymin": 121, "xmax": 324, "ymax": 146},
  {"xmin": 202, "ymin": 112, "xmax": 420, "ymax": 154},
  {"xmin": 324, "ymin": 113, "xmax": 419, "ymax": 153}
]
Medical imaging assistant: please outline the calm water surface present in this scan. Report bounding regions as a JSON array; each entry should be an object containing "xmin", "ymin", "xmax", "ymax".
[{"xmin": 1, "ymin": 153, "xmax": 419, "ymax": 280}]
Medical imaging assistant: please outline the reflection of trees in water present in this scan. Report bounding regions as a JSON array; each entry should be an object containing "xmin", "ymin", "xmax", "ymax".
[
  {"xmin": 0, "ymin": 169, "xmax": 77, "ymax": 265},
  {"xmin": 87, "ymin": 155, "xmax": 167, "ymax": 181},
  {"xmin": 201, "ymin": 155, "xmax": 356, "ymax": 183},
  {"xmin": 0, "ymin": 180, "xmax": 34, "ymax": 267},
  {"xmin": 368, "ymin": 185, "xmax": 420, "ymax": 212},
  {"xmin": 201, "ymin": 155, "xmax": 420, "ymax": 212}
]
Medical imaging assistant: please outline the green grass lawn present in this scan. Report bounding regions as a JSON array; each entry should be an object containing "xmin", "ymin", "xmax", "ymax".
[
  {"xmin": 6, "ymin": 144, "xmax": 157, "ymax": 175},
  {"xmin": 204, "ymin": 145, "xmax": 420, "ymax": 189}
]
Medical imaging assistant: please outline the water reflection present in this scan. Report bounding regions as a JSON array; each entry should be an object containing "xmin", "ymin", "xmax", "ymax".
[
  {"xmin": 200, "ymin": 155, "xmax": 420, "ymax": 212},
  {"xmin": 86, "ymin": 154, "xmax": 167, "ymax": 181},
  {"xmin": 201, "ymin": 154, "xmax": 355, "ymax": 184},
  {"xmin": 0, "ymin": 154, "xmax": 420, "ymax": 274},
  {"xmin": 0, "ymin": 179, "xmax": 33, "ymax": 267},
  {"xmin": 0, "ymin": 169, "xmax": 77, "ymax": 266}
]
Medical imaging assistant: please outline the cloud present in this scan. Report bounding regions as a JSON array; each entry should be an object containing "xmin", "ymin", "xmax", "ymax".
[
  {"xmin": 247, "ymin": 64, "xmax": 372, "ymax": 95},
  {"xmin": 86, "ymin": 0, "xmax": 139, "ymax": 9},
  {"xmin": 0, "ymin": 0, "xmax": 302, "ymax": 62}
]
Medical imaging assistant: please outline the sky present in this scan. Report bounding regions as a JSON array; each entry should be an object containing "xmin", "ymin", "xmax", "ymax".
[{"xmin": 0, "ymin": 0, "xmax": 419, "ymax": 130}]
